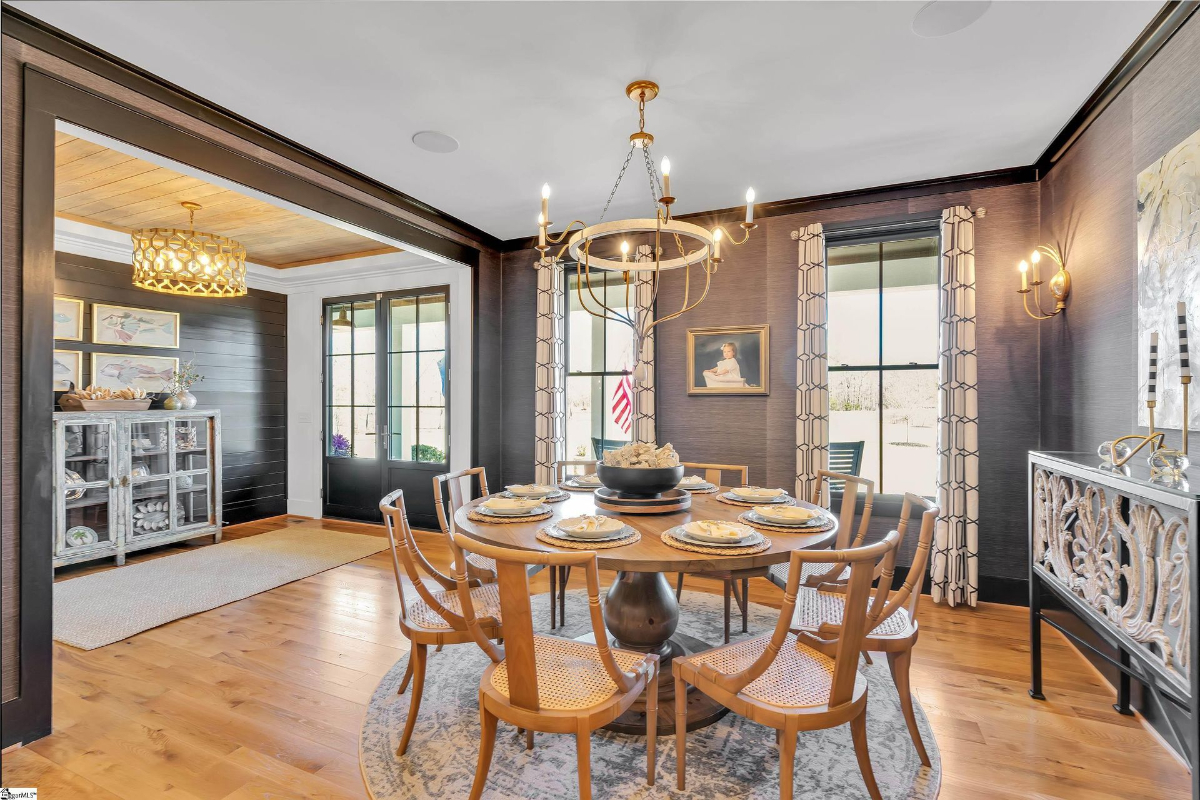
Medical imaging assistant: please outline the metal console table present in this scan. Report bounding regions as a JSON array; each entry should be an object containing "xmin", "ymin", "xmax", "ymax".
[{"xmin": 1029, "ymin": 451, "xmax": 1197, "ymax": 797}]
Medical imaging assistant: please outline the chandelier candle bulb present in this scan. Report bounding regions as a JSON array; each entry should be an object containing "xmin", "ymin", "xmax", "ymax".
[
  {"xmin": 745, "ymin": 188, "xmax": 755, "ymax": 223},
  {"xmin": 621, "ymin": 240, "xmax": 630, "ymax": 262},
  {"xmin": 538, "ymin": 213, "xmax": 546, "ymax": 248},
  {"xmin": 661, "ymin": 157, "xmax": 671, "ymax": 198},
  {"xmin": 541, "ymin": 183, "xmax": 550, "ymax": 224}
]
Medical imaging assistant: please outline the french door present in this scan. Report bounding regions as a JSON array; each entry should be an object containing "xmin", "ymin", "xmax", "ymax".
[{"xmin": 322, "ymin": 287, "xmax": 450, "ymax": 527}]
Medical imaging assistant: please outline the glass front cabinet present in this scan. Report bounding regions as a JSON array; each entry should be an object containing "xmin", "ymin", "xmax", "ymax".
[{"xmin": 53, "ymin": 410, "xmax": 222, "ymax": 568}]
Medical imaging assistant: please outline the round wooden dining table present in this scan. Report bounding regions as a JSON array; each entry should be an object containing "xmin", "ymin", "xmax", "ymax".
[{"xmin": 454, "ymin": 488, "xmax": 839, "ymax": 735}]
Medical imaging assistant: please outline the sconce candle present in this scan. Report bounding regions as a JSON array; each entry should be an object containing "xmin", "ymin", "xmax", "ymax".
[
  {"xmin": 1018, "ymin": 260, "xmax": 1028, "ymax": 291},
  {"xmin": 745, "ymin": 188, "xmax": 755, "ymax": 224},
  {"xmin": 1179, "ymin": 301, "xmax": 1191, "ymax": 378},
  {"xmin": 1030, "ymin": 249, "xmax": 1041, "ymax": 284},
  {"xmin": 713, "ymin": 226, "xmax": 722, "ymax": 259}
]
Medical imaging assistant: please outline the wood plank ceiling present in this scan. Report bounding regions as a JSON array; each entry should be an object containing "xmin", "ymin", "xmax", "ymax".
[{"xmin": 55, "ymin": 131, "xmax": 400, "ymax": 268}]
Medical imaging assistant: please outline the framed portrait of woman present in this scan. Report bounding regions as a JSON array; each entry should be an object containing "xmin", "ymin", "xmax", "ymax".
[{"xmin": 686, "ymin": 325, "xmax": 769, "ymax": 395}]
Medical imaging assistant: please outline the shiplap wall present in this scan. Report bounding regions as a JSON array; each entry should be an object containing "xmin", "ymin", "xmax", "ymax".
[{"xmin": 54, "ymin": 251, "xmax": 287, "ymax": 525}]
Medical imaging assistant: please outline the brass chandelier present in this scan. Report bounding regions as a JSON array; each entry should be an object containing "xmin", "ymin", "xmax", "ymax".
[
  {"xmin": 131, "ymin": 201, "xmax": 248, "ymax": 297},
  {"xmin": 536, "ymin": 80, "xmax": 756, "ymax": 376}
]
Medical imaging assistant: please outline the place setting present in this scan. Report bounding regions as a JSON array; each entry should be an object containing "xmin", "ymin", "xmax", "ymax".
[
  {"xmin": 738, "ymin": 501, "xmax": 836, "ymax": 534},
  {"xmin": 677, "ymin": 474, "xmax": 719, "ymax": 494},
  {"xmin": 466, "ymin": 495, "xmax": 554, "ymax": 524},
  {"xmin": 661, "ymin": 519, "xmax": 772, "ymax": 556},
  {"xmin": 499, "ymin": 483, "xmax": 569, "ymax": 503},
  {"xmin": 558, "ymin": 472, "xmax": 603, "ymax": 492},
  {"xmin": 536, "ymin": 514, "xmax": 641, "ymax": 550},
  {"xmin": 715, "ymin": 485, "xmax": 798, "ymax": 508}
]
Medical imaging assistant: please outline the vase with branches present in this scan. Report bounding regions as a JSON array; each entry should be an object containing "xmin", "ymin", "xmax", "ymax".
[{"xmin": 163, "ymin": 359, "xmax": 203, "ymax": 410}]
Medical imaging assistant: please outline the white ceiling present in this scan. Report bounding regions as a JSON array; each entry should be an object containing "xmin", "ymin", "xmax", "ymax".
[{"xmin": 14, "ymin": 1, "xmax": 1161, "ymax": 240}]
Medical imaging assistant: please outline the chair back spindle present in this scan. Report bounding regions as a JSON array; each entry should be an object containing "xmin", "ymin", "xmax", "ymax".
[{"xmin": 680, "ymin": 462, "xmax": 749, "ymax": 487}]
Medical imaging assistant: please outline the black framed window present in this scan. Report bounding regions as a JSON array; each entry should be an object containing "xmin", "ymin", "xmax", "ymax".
[
  {"xmin": 565, "ymin": 269, "xmax": 635, "ymax": 460},
  {"xmin": 826, "ymin": 231, "xmax": 939, "ymax": 496}
]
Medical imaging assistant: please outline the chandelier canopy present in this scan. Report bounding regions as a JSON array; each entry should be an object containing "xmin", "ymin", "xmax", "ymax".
[
  {"xmin": 537, "ymin": 80, "xmax": 756, "ymax": 370},
  {"xmin": 131, "ymin": 201, "xmax": 248, "ymax": 298}
]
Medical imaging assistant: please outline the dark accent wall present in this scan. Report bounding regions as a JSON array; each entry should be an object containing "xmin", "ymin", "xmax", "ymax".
[
  {"xmin": 54, "ymin": 252, "xmax": 288, "ymax": 526},
  {"xmin": 1039, "ymin": 13, "xmax": 1200, "ymax": 452},
  {"xmin": 500, "ymin": 251, "xmax": 539, "ymax": 487}
]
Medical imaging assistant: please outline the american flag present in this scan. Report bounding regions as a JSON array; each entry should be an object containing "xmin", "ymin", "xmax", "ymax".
[{"xmin": 611, "ymin": 371, "xmax": 634, "ymax": 434}]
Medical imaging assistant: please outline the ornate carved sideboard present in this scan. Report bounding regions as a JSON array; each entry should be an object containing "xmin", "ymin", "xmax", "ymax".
[{"xmin": 1029, "ymin": 451, "xmax": 1197, "ymax": 796}]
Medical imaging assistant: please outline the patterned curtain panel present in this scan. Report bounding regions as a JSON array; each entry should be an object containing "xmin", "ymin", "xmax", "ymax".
[
  {"xmin": 534, "ymin": 257, "xmax": 566, "ymax": 484},
  {"xmin": 932, "ymin": 206, "xmax": 980, "ymax": 608},
  {"xmin": 792, "ymin": 223, "xmax": 828, "ymax": 500},
  {"xmin": 632, "ymin": 271, "xmax": 657, "ymax": 444}
]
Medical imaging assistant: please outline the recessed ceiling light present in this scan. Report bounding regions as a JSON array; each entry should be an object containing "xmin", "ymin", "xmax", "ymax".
[
  {"xmin": 912, "ymin": 1, "xmax": 991, "ymax": 38},
  {"xmin": 411, "ymin": 131, "xmax": 459, "ymax": 154}
]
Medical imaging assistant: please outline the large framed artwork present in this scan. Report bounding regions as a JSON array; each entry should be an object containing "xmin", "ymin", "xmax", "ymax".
[
  {"xmin": 90, "ymin": 352, "xmax": 178, "ymax": 393},
  {"xmin": 686, "ymin": 324, "xmax": 769, "ymax": 395},
  {"xmin": 1137, "ymin": 126, "xmax": 1199, "ymax": 430},
  {"xmin": 54, "ymin": 296, "xmax": 84, "ymax": 341},
  {"xmin": 53, "ymin": 349, "xmax": 81, "ymax": 392},
  {"xmin": 92, "ymin": 303, "xmax": 180, "ymax": 349}
]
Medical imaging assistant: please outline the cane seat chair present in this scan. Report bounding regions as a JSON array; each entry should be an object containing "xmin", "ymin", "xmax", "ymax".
[
  {"xmin": 673, "ymin": 463, "xmax": 764, "ymax": 642},
  {"xmin": 790, "ymin": 493, "xmax": 939, "ymax": 767},
  {"xmin": 449, "ymin": 532, "xmax": 659, "ymax": 800},
  {"xmin": 767, "ymin": 470, "xmax": 875, "ymax": 591},
  {"xmin": 674, "ymin": 530, "xmax": 902, "ymax": 800},
  {"xmin": 380, "ymin": 489, "xmax": 503, "ymax": 758}
]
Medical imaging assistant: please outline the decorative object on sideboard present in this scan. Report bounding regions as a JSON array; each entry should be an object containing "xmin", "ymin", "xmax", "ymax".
[
  {"xmin": 163, "ymin": 360, "xmax": 203, "ymax": 410},
  {"xmin": 132, "ymin": 499, "xmax": 183, "ymax": 533},
  {"xmin": 63, "ymin": 469, "xmax": 86, "ymax": 501},
  {"xmin": 92, "ymin": 302, "xmax": 180, "ymax": 349},
  {"xmin": 65, "ymin": 526, "xmax": 98, "ymax": 548},
  {"xmin": 535, "ymin": 80, "xmax": 757, "ymax": 390},
  {"xmin": 176, "ymin": 425, "xmax": 198, "ymax": 450},
  {"xmin": 59, "ymin": 384, "xmax": 152, "ymax": 411},
  {"xmin": 53, "ymin": 296, "xmax": 84, "ymax": 341},
  {"xmin": 131, "ymin": 201, "xmax": 248, "ymax": 298},
  {"xmin": 1101, "ymin": 332, "xmax": 1166, "ymax": 468},
  {"xmin": 1146, "ymin": 300, "xmax": 1192, "ymax": 482},
  {"xmin": 1015, "ymin": 245, "xmax": 1071, "ymax": 320},
  {"xmin": 1137, "ymin": 127, "xmax": 1198, "ymax": 431}
]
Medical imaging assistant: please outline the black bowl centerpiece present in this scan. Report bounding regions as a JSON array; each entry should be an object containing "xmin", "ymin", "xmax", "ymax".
[{"xmin": 596, "ymin": 463, "xmax": 685, "ymax": 498}]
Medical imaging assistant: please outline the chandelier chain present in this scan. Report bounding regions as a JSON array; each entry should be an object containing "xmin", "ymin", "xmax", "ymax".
[{"xmin": 598, "ymin": 144, "xmax": 637, "ymax": 225}]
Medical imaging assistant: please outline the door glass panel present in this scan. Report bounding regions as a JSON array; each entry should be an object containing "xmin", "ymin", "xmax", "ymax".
[
  {"xmin": 328, "ymin": 303, "xmax": 354, "ymax": 354},
  {"xmin": 353, "ymin": 407, "xmax": 376, "ymax": 458},
  {"xmin": 327, "ymin": 297, "xmax": 378, "ymax": 460},
  {"xmin": 417, "ymin": 293, "xmax": 447, "ymax": 350},
  {"xmin": 129, "ymin": 420, "xmax": 171, "ymax": 475},
  {"xmin": 418, "ymin": 351, "xmax": 446, "ymax": 406},
  {"xmin": 352, "ymin": 301, "xmax": 376, "ymax": 353},
  {"xmin": 63, "ymin": 486, "xmax": 113, "ymax": 551},
  {"xmin": 330, "ymin": 356, "xmax": 352, "ymax": 404},
  {"xmin": 353, "ymin": 353, "xmax": 376, "ymax": 407},
  {"xmin": 389, "ymin": 406, "xmax": 416, "ymax": 461},
  {"xmin": 390, "ymin": 296, "xmax": 417, "ymax": 351},
  {"xmin": 386, "ymin": 291, "xmax": 448, "ymax": 464},
  {"xmin": 176, "ymin": 473, "xmax": 211, "ymax": 528},
  {"xmin": 329, "ymin": 407, "xmax": 353, "ymax": 457},
  {"xmin": 63, "ymin": 422, "xmax": 111, "ymax": 483},
  {"xmin": 174, "ymin": 420, "xmax": 209, "ymax": 471},
  {"xmin": 417, "ymin": 408, "xmax": 446, "ymax": 463},
  {"xmin": 130, "ymin": 478, "xmax": 174, "ymax": 539}
]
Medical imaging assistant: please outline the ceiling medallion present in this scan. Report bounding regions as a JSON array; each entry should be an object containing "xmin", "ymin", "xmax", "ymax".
[
  {"xmin": 131, "ymin": 201, "xmax": 248, "ymax": 298},
  {"xmin": 536, "ymin": 80, "xmax": 756, "ymax": 379}
]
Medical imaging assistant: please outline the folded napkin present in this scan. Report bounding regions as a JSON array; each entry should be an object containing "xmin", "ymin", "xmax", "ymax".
[
  {"xmin": 507, "ymin": 484, "xmax": 553, "ymax": 494},
  {"xmin": 753, "ymin": 505, "xmax": 817, "ymax": 521},
  {"xmin": 684, "ymin": 520, "xmax": 751, "ymax": 540},
  {"xmin": 482, "ymin": 497, "xmax": 541, "ymax": 511},
  {"xmin": 679, "ymin": 475, "xmax": 706, "ymax": 485},
  {"xmin": 733, "ymin": 486, "xmax": 785, "ymax": 498},
  {"xmin": 560, "ymin": 515, "xmax": 621, "ymax": 533},
  {"xmin": 573, "ymin": 473, "xmax": 601, "ymax": 484}
]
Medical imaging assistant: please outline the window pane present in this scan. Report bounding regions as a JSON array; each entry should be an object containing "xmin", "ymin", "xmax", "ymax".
[
  {"xmin": 329, "ymin": 355, "xmax": 352, "ymax": 405},
  {"xmin": 419, "ymin": 351, "xmax": 447, "ymax": 406},
  {"xmin": 827, "ymin": 243, "xmax": 880, "ymax": 367},
  {"xmin": 566, "ymin": 374, "xmax": 601, "ymax": 459},
  {"xmin": 882, "ymin": 369, "xmax": 939, "ymax": 496},
  {"xmin": 329, "ymin": 407, "xmax": 352, "ymax": 457},
  {"xmin": 390, "ymin": 296, "xmax": 417, "ymax": 351},
  {"xmin": 352, "ymin": 301, "xmax": 376, "ymax": 354},
  {"xmin": 882, "ymin": 238, "xmax": 939, "ymax": 365},
  {"xmin": 353, "ymin": 353, "xmax": 376, "ymax": 407},
  {"xmin": 329, "ymin": 303, "xmax": 353, "ymax": 354},
  {"xmin": 604, "ymin": 319, "xmax": 635, "ymax": 373},
  {"xmin": 389, "ymin": 407, "xmax": 416, "ymax": 461},
  {"xmin": 418, "ymin": 294, "xmax": 447, "ymax": 350},
  {"xmin": 829, "ymin": 370, "xmax": 880, "ymax": 487},
  {"xmin": 417, "ymin": 408, "xmax": 447, "ymax": 463},
  {"xmin": 353, "ymin": 407, "xmax": 376, "ymax": 458},
  {"xmin": 567, "ymin": 274, "xmax": 602, "ymax": 373}
]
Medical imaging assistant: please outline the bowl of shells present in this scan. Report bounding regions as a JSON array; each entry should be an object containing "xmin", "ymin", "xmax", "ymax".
[
  {"xmin": 59, "ymin": 385, "xmax": 153, "ymax": 411},
  {"xmin": 596, "ymin": 442, "xmax": 685, "ymax": 497}
]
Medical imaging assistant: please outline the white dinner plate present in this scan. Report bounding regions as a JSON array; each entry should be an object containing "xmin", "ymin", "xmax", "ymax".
[
  {"xmin": 556, "ymin": 515, "xmax": 625, "ymax": 539},
  {"xmin": 723, "ymin": 491, "xmax": 790, "ymax": 504},
  {"xmin": 745, "ymin": 509, "xmax": 827, "ymax": 528},
  {"xmin": 671, "ymin": 526, "xmax": 764, "ymax": 549},
  {"xmin": 477, "ymin": 504, "xmax": 548, "ymax": 518},
  {"xmin": 545, "ymin": 524, "xmax": 632, "ymax": 543}
]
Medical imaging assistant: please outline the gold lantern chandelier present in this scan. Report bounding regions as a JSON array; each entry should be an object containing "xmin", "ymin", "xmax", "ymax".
[
  {"xmin": 536, "ymin": 80, "xmax": 756, "ymax": 374},
  {"xmin": 131, "ymin": 201, "xmax": 248, "ymax": 297}
]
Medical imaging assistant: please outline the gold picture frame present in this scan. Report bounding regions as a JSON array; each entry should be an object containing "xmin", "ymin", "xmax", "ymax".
[
  {"xmin": 53, "ymin": 296, "xmax": 84, "ymax": 341},
  {"xmin": 686, "ymin": 325, "xmax": 770, "ymax": 396},
  {"xmin": 90, "ymin": 352, "xmax": 179, "ymax": 393},
  {"xmin": 92, "ymin": 303, "xmax": 181, "ymax": 349},
  {"xmin": 53, "ymin": 349, "xmax": 82, "ymax": 392}
]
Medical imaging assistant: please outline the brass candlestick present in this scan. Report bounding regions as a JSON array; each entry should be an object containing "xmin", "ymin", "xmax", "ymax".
[{"xmin": 1108, "ymin": 400, "xmax": 1164, "ymax": 467}]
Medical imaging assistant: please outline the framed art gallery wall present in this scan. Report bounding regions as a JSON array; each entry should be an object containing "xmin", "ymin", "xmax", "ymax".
[{"xmin": 52, "ymin": 250, "xmax": 289, "ymax": 526}]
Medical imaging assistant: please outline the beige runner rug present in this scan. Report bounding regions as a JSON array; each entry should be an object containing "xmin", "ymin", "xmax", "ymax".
[{"xmin": 54, "ymin": 525, "xmax": 387, "ymax": 650}]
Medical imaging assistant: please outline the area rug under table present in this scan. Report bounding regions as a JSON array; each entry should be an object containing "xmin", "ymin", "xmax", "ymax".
[
  {"xmin": 361, "ymin": 590, "xmax": 940, "ymax": 799},
  {"xmin": 54, "ymin": 525, "xmax": 387, "ymax": 649}
]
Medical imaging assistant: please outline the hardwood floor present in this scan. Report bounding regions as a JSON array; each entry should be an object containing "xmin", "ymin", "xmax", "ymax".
[{"xmin": 3, "ymin": 515, "xmax": 1191, "ymax": 799}]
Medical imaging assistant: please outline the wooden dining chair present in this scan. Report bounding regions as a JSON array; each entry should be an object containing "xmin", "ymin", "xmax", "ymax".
[
  {"xmin": 789, "ymin": 493, "xmax": 939, "ymax": 767},
  {"xmin": 539, "ymin": 459, "xmax": 599, "ymax": 628},
  {"xmin": 448, "ymin": 532, "xmax": 659, "ymax": 800},
  {"xmin": 379, "ymin": 488, "xmax": 504, "ymax": 757},
  {"xmin": 673, "ymin": 462, "xmax": 761, "ymax": 643},
  {"xmin": 767, "ymin": 470, "xmax": 875, "ymax": 591},
  {"xmin": 674, "ymin": 529, "xmax": 902, "ymax": 800}
]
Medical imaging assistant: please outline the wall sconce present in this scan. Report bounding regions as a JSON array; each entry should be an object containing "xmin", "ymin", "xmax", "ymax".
[{"xmin": 1016, "ymin": 245, "xmax": 1071, "ymax": 320}]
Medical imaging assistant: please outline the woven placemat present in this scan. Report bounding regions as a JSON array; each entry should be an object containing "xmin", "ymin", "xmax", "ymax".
[
  {"xmin": 467, "ymin": 508, "xmax": 553, "ymax": 525},
  {"xmin": 660, "ymin": 529, "xmax": 772, "ymax": 556},
  {"xmin": 536, "ymin": 528, "xmax": 641, "ymax": 550},
  {"xmin": 737, "ymin": 511, "xmax": 835, "ymax": 534},
  {"xmin": 500, "ymin": 490, "xmax": 569, "ymax": 503},
  {"xmin": 715, "ymin": 493, "xmax": 797, "ymax": 508}
]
